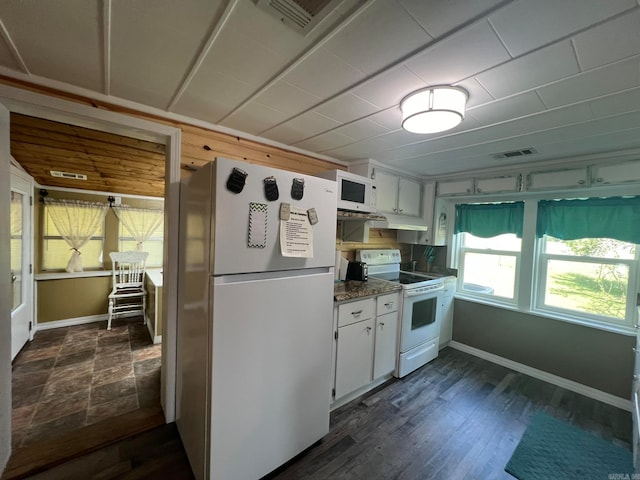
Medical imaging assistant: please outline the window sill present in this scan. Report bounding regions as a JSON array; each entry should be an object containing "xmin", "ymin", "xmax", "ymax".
[
  {"xmin": 35, "ymin": 271, "xmax": 111, "ymax": 281},
  {"xmin": 454, "ymin": 293, "xmax": 636, "ymax": 337}
]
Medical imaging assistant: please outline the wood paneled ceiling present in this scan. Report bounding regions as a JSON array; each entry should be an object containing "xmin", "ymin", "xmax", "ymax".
[{"xmin": 10, "ymin": 113, "xmax": 166, "ymax": 197}]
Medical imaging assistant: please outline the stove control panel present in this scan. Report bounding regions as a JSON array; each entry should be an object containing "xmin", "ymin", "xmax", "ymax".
[{"xmin": 357, "ymin": 249, "xmax": 401, "ymax": 266}]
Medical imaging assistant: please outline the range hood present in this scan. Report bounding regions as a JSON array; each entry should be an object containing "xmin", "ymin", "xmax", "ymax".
[{"xmin": 369, "ymin": 213, "xmax": 428, "ymax": 231}]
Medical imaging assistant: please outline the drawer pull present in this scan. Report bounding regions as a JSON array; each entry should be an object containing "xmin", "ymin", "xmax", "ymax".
[
  {"xmin": 351, "ymin": 310, "xmax": 363, "ymax": 316},
  {"xmin": 384, "ymin": 302, "xmax": 394, "ymax": 307}
]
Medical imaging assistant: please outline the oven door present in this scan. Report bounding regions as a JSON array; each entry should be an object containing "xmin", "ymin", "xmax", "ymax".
[{"xmin": 400, "ymin": 287, "xmax": 443, "ymax": 353}]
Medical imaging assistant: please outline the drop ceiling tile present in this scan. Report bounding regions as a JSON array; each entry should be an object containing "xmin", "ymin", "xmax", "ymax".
[
  {"xmin": 537, "ymin": 58, "xmax": 640, "ymax": 108},
  {"xmin": 324, "ymin": 0, "xmax": 431, "ymax": 75},
  {"xmin": 0, "ymin": 0, "xmax": 102, "ymax": 90},
  {"xmin": 222, "ymin": 101, "xmax": 291, "ymax": 135},
  {"xmin": 352, "ymin": 66, "xmax": 427, "ymax": 109},
  {"xmin": 400, "ymin": 0, "xmax": 503, "ymax": 38},
  {"xmin": 573, "ymin": 10, "xmax": 640, "ymax": 70},
  {"xmin": 367, "ymin": 109, "xmax": 403, "ymax": 131},
  {"xmin": 467, "ymin": 91, "xmax": 547, "ymax": 125},
  {"xmin": 589, "ymin": 87, "xmax": 640, "ymax": 118},
  {"xmin": 261, "ymin": 111, "xmax": 342, "ymax": 145},
  {"xmin": 255, "ymin": 81, "xmax": 322, "ymax": 117},
  {"xmin": 314, "ymin": 93, "xmax": 379, "ymax": 124},
  {"xmin": 489, "ymin": 0, "xmax": 635, "ymax": 57},
  {"xmin": 405, "ymin": 21, "xmax": 511, "ymax": 86},
  {"xmin": 456, "ymin": 78, "xmax": 494, "ymax": 108},
  {"xmin": 476, "ymin": 41, "xmax": 580, "ymax": 98},
  {"xmin": 111, "ymin": 0, "xmax": 224, "ymax": 108},
  {"xmin": 294, "ymin": 131, "xmax": 357, "ymax": 152},
  {"xmin": 172, "ymin": 70, "xmax": 255, "ymax": 123},
  {"xmin": 199, "ymin": 22, "xmax": 291, "ymax": 89},
  {"xmin": 282, "ymin": 47, "xmax": 366, "ymax": 98},
  {"xmin": 335, "ymin": 118, "xmax": 391, "ymax": 141}
]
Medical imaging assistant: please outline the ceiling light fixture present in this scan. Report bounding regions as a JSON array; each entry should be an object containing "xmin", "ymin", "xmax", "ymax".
[{"xmin": 400, "ymin": 86, "xmax": 468, "ymax": 134}]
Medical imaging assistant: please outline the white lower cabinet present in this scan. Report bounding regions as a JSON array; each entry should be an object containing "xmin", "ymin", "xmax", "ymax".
[
  {"xmin": 335, "ymin": 317, "xmax": 375, "ymax": 399},
  {"xmin": 439, "ymin": 278, "xmax": 455, "ymax": 348},
  {"xmin": 333, "ymin": 292, "xmax": 399, "ymax": 404},
  {"xmin": 373, "ymin": 312, "xmax": 398, "ymax": 379}
]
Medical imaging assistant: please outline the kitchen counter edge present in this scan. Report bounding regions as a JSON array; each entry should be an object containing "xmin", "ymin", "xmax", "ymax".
[{"xmin": 334, "ymin": 278, "xmax": 402, "ymax": 303}]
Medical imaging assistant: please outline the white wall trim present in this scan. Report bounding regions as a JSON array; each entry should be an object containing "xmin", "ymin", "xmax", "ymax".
[
  {"xmin": 36, "ymin": 314, "xmax": 108, "ymax": 331},
  {"xmin": 449, "ymin": 341, "xmax": 632, "ymax": 412}
]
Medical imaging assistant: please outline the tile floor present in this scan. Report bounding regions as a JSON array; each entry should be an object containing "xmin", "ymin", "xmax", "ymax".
[{"xmin": 11, "ymin": 317, "xmax": 161, "ymax": 449}]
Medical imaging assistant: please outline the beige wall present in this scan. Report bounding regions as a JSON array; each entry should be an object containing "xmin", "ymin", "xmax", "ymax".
[{"xmin": 452, "ymin": 299, "xmax": 634, "ymax": 399}]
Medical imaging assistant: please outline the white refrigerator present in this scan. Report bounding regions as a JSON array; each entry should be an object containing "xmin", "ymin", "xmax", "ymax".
[{"xmin": 177, "ymin": 157, "xmax": 337, "ymax": 480}]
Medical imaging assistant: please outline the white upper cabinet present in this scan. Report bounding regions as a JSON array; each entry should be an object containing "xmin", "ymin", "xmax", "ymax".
[
  {"xmin": 591, "ymin": 160, "xmax": 640, "ymax": 186},
  {"xmin": 437, "ymin": 179, "xmax": 474, "ymax": 196},
  {"xmin": 375, "ymin": 170, "xmax": 399, "ymax": 213},
  {"xmin": 374, "ymin": 169, "xmax": 422, "ymax": 217},
  {"xmin": 475, "ymin": 175, "xmax": 521, "ymax": 194},
  {"xmin": 526, "ymin": 167, "xmax": 589, "ymax": 190},
  {"xmin": 397, "ymin": 177, "xmax": 421, "ymax": 217}
]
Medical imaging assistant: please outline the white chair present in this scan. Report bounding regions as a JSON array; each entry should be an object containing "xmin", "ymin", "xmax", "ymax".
[{"xmin": 107, "ymin": 251, "xmax": 149, "ymax": 330}]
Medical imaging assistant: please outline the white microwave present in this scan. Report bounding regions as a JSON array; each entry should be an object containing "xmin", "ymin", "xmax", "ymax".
[{"xmin": 315, "ymin": 169, "xmax": 376, "ymax": 213}]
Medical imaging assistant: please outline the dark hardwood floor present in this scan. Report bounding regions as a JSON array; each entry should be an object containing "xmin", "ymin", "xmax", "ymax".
[{"xmin": 16, "ymin": 347, "xmax": 631, "ymax": 479}]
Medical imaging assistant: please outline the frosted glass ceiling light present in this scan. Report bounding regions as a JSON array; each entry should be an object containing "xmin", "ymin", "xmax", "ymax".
[{"xmin": 401, "ymin": 86, "xmax": 468, "ymax": 134}]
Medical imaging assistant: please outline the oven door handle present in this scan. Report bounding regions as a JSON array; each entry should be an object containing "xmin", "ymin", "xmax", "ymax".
[{"xmin": 404, "ymin": 285, "xmax": 444, "ymax": 298}]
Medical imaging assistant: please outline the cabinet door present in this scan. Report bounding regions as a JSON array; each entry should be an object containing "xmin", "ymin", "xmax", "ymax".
[
  {"xmin": 526, "ymin": 168, "xmax": 588, "ymax": 190},
  {"xmin": 475, "ymin": 175, "xmax": 520, "ymax": 194},
  {"xmin": 375, "ymin": 170, "xmax": 399, "ymax": 213},
  {"xmin": 335, "ymin": 318, "xmax": 375, "ymax": 399},
  {"xmin": 373, "ymin": 312, "xmax": 398, "ymax": 379},
  {"xmin": 437, "ymin": 179, "xmax": 474, "ymax": 196},
  {"xmin": 397, "ymin": 177, "xmax": 421, "ymax": 217},
  {"xmin": 592, "ymin": 160, "xmax": 640, "ymax": 186},
  {"xmin": 439, "ymin": 294, "xmax": 454, "ymax": 348}
]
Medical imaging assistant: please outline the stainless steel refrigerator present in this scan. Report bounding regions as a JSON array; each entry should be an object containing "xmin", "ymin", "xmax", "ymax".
[{"xmin": 177, "ymin": 157, "xmax": 337, "ymax": 479}]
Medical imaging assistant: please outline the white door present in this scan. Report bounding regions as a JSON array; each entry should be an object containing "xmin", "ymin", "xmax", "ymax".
[{"xmin": 10, "ymin": 165, "xmax": 33, "ymax": 360}]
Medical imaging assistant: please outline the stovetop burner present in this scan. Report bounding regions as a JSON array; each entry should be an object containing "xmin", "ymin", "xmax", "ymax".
[{"xmin": 358, "ymin": 249, "xmax": 444, "ymax": 289}]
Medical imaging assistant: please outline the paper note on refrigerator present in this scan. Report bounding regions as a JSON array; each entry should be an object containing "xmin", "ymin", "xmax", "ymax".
[{"xmin": 280, "ymin": 206, "xmax": 314, "ymax": 257}]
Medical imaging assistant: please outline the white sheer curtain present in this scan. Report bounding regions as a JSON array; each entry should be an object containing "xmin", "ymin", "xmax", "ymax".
[
  {"xmin": 44, "ymin": 198, "xmax": 108, "ymax": 272},
  {"xmin": 112, "ymin": 206, "xmax": 164, "ymax": 251}
]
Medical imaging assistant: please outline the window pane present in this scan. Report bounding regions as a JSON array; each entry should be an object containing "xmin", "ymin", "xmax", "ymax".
[
  {"xmin": 463, "ymin": 233, "xmax": 521, "ymax": 251},
  {"xmin": 42, "ymin": 239, "xmax": 103, "ymax": 270},
  {"xmin": 461, "ymin": 252, "xmax": 516, "ymax": 299},
  {"xmin": 545, "ymin": 236, "xmax": 636, "ymax": 259},
  {"xmin": 544, "ymin": 259, "xmax": 628, "ymax": 320},
  {"xmin": 119, "ymin": 240, "xmax": 163, "ymax": 267}
]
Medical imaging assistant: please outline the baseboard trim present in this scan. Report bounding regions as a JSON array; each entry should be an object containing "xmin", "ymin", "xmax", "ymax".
[
  {"xmin": 36, "ymin": 314, "xmax": 108, "ymax": 331},
  {"xmin": 35, "ymin": 312, "xmax": 145, "ymax": 331},
  {"xmin": 449, "ymin": 341, "xmax": 632, "ymax": 412}
]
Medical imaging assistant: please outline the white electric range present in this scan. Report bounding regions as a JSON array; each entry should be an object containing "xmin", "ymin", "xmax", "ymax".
[{"xmin": 357, "ymin": 249, "xmax": 444, "ymax": 378}]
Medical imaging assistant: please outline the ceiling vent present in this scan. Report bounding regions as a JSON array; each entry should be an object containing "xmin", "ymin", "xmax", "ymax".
[
  {"xmin": 255, "ymin": 0, "xmax": 340, "ymax": 34},
  {"xmin": 50, "ymin": 170, "xmax": 87, "ymax": 180},
  {"xmin": 492, "ymin": 147, "xmax": 538, "ymax": 160}
]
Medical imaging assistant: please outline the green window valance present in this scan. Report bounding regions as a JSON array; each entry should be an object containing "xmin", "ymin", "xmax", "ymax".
[
  {"xmin": 536, "ymin": 196, "xmax": 640, "ymax": 244},
  {"xmin": 455, "ymin": 202, "xmax": 524, "ymax": 238}
]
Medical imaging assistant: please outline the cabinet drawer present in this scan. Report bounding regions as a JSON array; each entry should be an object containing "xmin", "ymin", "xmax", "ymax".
[
  {"xmin": 377, "ymin": 293, "xmax": 399, "ymax": 315},
  {"xmin": 338, "ymin": 298, "xmax": 375, "ymax": 327}
]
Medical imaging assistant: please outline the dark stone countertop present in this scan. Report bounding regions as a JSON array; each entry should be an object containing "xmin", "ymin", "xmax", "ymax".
[{"xmin": 334, "ymin": 277, "xmax": 402, "ymax": 303}]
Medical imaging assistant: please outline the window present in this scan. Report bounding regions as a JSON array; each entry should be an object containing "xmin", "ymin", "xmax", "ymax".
[
  {"xmin": 454, "ymin": 201, "xmax": 524, "ymax": 303},
  {"xmin": 42, "ymin": 202, "xmax": 106, "ymax": 271},
  {"xmin": 118, "ymin": 221, "xmax": 164, "ymax": 267},
  {"xmin": 458, "ymin": 233, "xmax": 521, "ymax": 300},
  {"xmin": 452, "ymin": 194, "xmax": 640, "ymax": 332},
  {"xmin": 115, "ymin": 207, "xmax": 164, "ymax": 267},
  {"xmin": 534, "ymin": 196, "xmax": 640, "ymax": 327},
  {"xmin": 537, "ymin": 236, "xmax": 636, "ymax": 323}
]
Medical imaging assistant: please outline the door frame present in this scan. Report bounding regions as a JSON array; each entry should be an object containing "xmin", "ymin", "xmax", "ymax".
[
  {"xmin": 0, "ymin": 84, "xmax": 182, "ymax": 423},
  {"xmin": 10, "ymin": 162, "xmax": 35, "ymax": 359}
]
